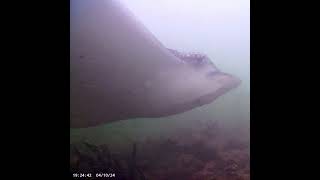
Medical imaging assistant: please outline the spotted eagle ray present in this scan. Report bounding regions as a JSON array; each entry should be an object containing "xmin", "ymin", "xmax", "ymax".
[{"xmin": 70, "ymin": 0, "xmax": 241, "ymax": 128}]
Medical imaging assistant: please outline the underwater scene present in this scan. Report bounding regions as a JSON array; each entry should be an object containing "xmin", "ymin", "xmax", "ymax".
[{"xmin": 70, "ymin": 0, "xmax": 249, "ymax": 179}]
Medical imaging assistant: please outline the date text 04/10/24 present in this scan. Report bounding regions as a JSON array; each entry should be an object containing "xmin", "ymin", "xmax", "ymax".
[{"xmin": 72, "ymin": 173, "xmax": 116, "ymax": 178}]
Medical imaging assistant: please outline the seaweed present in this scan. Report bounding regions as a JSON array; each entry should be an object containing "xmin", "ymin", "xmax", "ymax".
[{"xmin": 70, "ymin": 142, "xmax": 147, "ymax": 180}]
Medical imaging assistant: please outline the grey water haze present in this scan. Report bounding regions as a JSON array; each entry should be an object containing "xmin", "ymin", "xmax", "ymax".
[{"xmin": 70, "ymin": 0, "xmax": 249, "ymax": 148}]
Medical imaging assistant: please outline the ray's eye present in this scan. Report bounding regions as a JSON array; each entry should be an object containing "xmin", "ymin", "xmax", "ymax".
[{"xmin": 206, "ymin": 70, "xmax": 219, "ymax": 77}]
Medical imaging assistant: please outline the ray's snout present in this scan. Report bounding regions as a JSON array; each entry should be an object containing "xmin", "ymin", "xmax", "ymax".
[{"xmin": 195, "ymin": 73, "xmax": 241, "ymax": 107}]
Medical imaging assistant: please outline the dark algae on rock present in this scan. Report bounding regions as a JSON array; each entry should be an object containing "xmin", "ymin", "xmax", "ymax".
[{"xmin": 70, "ymin": 142, "xmax": 146, "ymax": 180}]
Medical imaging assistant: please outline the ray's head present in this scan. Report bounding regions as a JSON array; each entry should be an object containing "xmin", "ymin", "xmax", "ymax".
[{"xmin": 143, "ymin": 49, "xmax": 241, "ymax": 116}]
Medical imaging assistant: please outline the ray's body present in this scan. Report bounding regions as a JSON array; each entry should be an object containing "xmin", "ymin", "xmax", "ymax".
[{"xmin": 70, "ymin": 0, "xmax": 240, "ymax": 128}]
